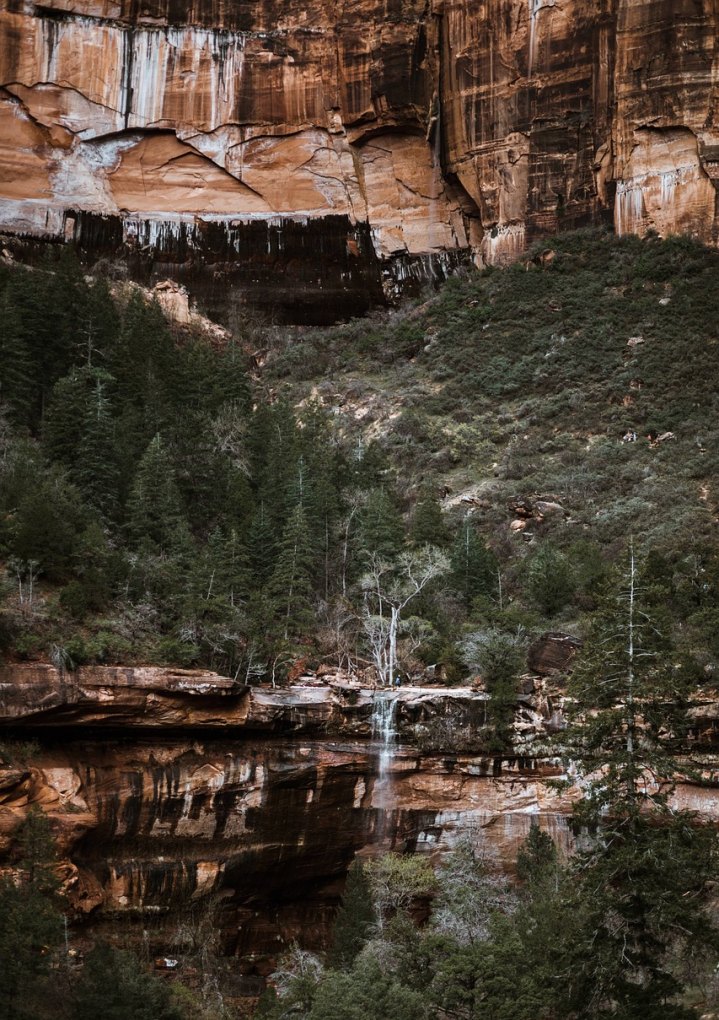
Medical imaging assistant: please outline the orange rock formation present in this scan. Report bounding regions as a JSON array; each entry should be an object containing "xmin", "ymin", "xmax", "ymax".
[
  {"xmin": 1, "ymin": 665, "xmax": 717, "ymax": 986},
  {"xmin": 1, "ymin": 1, "xmax": 718, "ymax": 316}
]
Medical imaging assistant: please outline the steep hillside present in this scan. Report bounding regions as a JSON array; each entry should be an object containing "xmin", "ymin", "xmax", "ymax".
[
  {"xmin": 265, "ymin": 227, "xmax": 719, "ymax": 634},
  {"xmin": 1, "ymin": 229, "xmax": 718, "ymax": 685}
]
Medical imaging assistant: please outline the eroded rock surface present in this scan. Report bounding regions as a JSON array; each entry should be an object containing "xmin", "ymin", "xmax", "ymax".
[
  {"xmin": 1, "ymin": 664, "xmax": 717, "ymax": 988},
  {"xmin": 1, "ymin": 0, "xmax": 719, "ymax": 318}
]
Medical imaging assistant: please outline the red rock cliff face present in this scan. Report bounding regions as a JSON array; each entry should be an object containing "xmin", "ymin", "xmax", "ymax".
[
  {"xmin": 0, "ymin": 667, "xmax": 577, "ymax": 984},
  {"xmin": 1, "ymin": 1, "xmax": 717, "ymax": 318},
  {"xmin": 1, "ymin": 665, "xmax": 718, "ymax": 996}
]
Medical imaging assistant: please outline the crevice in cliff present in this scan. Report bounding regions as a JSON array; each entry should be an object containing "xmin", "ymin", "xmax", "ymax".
[
  {"xmin": 0, "ymin": 85, "xmax": 56, "ymax": 142},
  {"xmin": 398, "ymin": 178, "xmax": 441, "ymax": 203},
  {"xmin": 4, "ymin": 80, "xmax": 128, "ymax": 122}
]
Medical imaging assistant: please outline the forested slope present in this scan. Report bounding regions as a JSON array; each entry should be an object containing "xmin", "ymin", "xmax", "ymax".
[
  {"xmin": 1, "ymin": 230, "xmax": 718, "ymax": 688},
  {"xmin": 2, "ymin": 231, "xmax": 719, "ymax": 1019}
]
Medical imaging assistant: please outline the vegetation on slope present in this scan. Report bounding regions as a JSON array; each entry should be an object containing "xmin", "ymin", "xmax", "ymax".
[
  {"xmin": 2, "ymin": 230, "xmax": 719, "ymax": 1018},
  {"xmin": 1, "ymin": 231, "xmax": 719, "ymax": 693}
]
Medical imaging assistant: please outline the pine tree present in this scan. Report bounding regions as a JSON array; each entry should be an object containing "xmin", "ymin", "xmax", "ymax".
[
  {"xmin": 126, "ymin": 434, "xmax": 187, "ymax": 553},
  {"xmin": 268, "ymin": 503, "xmax": 316, "ymax": 639},
  {"xmin": 0, "ymin": 807, "xmax": 62, "ymax": 1020},
  {"xmin": 449, "ymin": 520, "xmax": 498, "ymax": 608},
  {"xmin": 109, "ymin": 292, "xmax": 174, "ymax": 473},
  {"xmin": 358, "ymin": 489, "xmax": 405, "ymax": 563},
  {"xmin": 76, "ymin": 376, "xmax": 120, "ymax": 520},
  {"xmin": 328, "ymin": 861, "xmax": 375, "ymax": 970},
  {"xmin": 555, "ymin": 547, "xmax": 719, "ymax": 1017},
  {"xmin": 296, "ymin": 407, "xmax": 344, "ymax": 597},
  {"xmin": 409, "ymin": 489, "xmax": 449, "ymax": 548},
  {"xmin": 11, "ymin": 466, "xmax": 86, "ymax": 581},
  {"xmin": 562, "ymin": 548, "xmax": 688, "ymax": 820},
  {"xmin": 17, "ymin": 250, "xmax": 89, "ymax": 419},
  {"xmin": 72, "ymin": 943, "xmax": 184, "ymax": 1020},
  {"xmin": 250, "ymin": 401, "xmax": 300, "ymax": 531},
  {"xmin": 248, "ymin": 502, "xmax": 278, "ymax": 585},
  {"xmin": 462, "ymin": 629, "xmax": 525, "ymax": 749},
  {"xmin": 76, "ymin": 277, "xmax": 119, "ymax": 369},
  {"xmin": 43, "ymin": 368, "xmax": 91, "ymax": 468},
  {"xmin": 216, "ymin": 336, "xmax": 251, "ymax": 410},
  {"xmin": 515, "ymin": 821, "xmax": 557, "ymax": 885},
  {"xmin": 526, "ymin": 543, "xmax": 574, "ymax": 616},
  {"xmin": 0, "ymin": 286, "xmax": 34, "ymax": 427}
]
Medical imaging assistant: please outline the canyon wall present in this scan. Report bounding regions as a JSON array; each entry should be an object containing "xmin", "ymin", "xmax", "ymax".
[
  {"xmin": 2, "ymin": 664, "xmax": 718, "ymax": 997},
  {"xmin": 0, "ymin": 666, "xmax": 574, "ymax": 986},
  {"xmin": 1, "ymin": 0, "xmax": 718, "ymax": 319}
]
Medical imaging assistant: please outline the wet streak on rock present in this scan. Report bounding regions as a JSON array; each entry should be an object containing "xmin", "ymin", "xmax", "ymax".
[{"xmin": 63, "ymin": 211, "xmax": 470, "ymax": 324}]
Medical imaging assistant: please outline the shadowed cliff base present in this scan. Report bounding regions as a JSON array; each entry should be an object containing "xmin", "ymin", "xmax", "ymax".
[{"xmin": 2, "ymin": 214, "xmax": 474, "ymax": 325}]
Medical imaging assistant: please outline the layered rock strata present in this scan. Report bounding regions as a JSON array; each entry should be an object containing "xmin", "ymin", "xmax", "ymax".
[
  {"xmin": 1, "ymin": 1, "xmax": 719, "ymax": 318},
  {"xmin": 1, "ymin": 664, "xmax": 717, "ymax": 990}
]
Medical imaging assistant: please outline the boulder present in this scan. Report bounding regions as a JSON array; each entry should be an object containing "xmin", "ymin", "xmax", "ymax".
[{"xmin": 527, "ymin": 632, "xmax": 582, "ymax": 677}]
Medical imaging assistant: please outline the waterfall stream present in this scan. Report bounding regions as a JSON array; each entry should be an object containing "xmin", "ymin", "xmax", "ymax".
[{"xmin": 371, "ymin": 692, "xmax": 398, "ymax": 841}]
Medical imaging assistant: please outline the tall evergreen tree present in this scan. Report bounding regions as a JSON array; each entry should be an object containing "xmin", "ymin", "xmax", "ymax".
[
  {"xmin": 72, "ymin": 943, "xmax": 184, "ymax": 1020},
  {"xmin": 328, "ymin": 861, "xmax": 375, "ymax": 970},
  {"xmin": 0, "ymin": 807, "xmax": 62, "ymax": 1020},
  {"xmin": 251, "ymin": 400, "xmax": 301, "ymax": 532},
  {"xmin": 449, "ymin": 520, "xmax": 498, "ymax": 608},
  {"xmin": 357, "ymin": 489, "xmax": 405, "ymax": 563},
  {"xmin": 216, "ymin": 337, "xmax": 252, "ymax": 410},
  {"xmin": 248, "ymin": 502, "xmax": 278, "ymax": 585},
  {"xmin": 76, "ymin": 376, "xmax": 120, "ymax": 520},
  {"xmin": 75, "ymin": 276, "xmax": 119, "ymax": 368},
  {"xmin": 268, "ymin": 503, "xmax": 316, "ymax": 638},
  {"xmin": 16, "ymin": 251, "xmax": 89, "ymax": 419},
  {"xmin": 126, "ymin": 434, "xmax": 187, "ymax": 553},
  {"xmin": 10, "ymin": 467, "xmax": 86, "ymax": 581},
  {"xmin": 0, "ymin": 286, "xmax": 33, "ymax": 427},
  {"xmin": 526, "ymin": 543, "xmax": 574, "ymax": 616},
  {"xmin": 554, "ymin": 548, "xmax": 719, "ymax": 1017},
  {"xmin": 409, "ymin": 489, "xmax": 449, "ymax": 548},
  {"xmin": 43, "ymin": 368, "xmax": 91, "ymax": 468}
]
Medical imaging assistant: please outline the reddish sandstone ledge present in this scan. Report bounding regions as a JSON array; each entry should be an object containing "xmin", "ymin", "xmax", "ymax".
[{"xmin": 0, "ymin": 663, "xmax": 498, "ymax": 735}]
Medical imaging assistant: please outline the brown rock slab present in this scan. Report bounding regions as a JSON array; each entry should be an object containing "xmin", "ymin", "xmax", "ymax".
[{"xmin": 527, "ymin": 632, "xmax": 582, "ymax": 677}]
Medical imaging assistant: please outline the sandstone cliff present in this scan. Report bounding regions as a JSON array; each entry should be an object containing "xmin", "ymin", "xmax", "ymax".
[
  {"xmin": 1, "ymin": 665, "xmax": 717, "ymax": 993},
  {"xmin": 1, "ymin": 1, "xmax": 718, "ymax": 319}
]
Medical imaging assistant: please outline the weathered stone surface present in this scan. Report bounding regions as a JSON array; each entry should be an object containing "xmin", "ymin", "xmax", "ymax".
[
  {"xmin": 1, "ymin": 0, "xmax": 719, "ymax": 318},
  {"xmin": 0, "ymin": 734, "xmax": 575, "ymax": 966},
  {"xmin": 1, "ymin": 667, "xmax": 718, "ymax": 987},
  {"xmin": 527, "ymin": 632, "xmax": 582, "ymax": 676},
  {"xmin": 0, "ymin": 664, "xmax": 251, "ymax": 728}
]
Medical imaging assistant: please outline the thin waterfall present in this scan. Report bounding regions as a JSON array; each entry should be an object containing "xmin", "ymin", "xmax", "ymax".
[
  {"xmin": 528, "ymin": 0, "xmax": 541, "ymax": 79},
  {"xmin": 371, "ymin": 692, "xmax": 398, "ymax": 839}
]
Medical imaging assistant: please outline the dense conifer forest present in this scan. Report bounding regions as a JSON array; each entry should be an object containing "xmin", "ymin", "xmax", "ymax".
[{"xmin": 2, "ymin": 230, "xmax": 719, "ymax": 1018}]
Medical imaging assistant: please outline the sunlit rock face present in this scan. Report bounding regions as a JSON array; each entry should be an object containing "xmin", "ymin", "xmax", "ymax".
[{"xmin": 1, "ymin": 0, "xmax": 718, "ymax": 318}]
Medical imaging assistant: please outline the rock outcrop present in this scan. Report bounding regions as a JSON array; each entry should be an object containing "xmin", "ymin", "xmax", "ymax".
[
  {"xmin": 1, "ymin": 0, "xmax": 719, "ymax": 319},
  {"xmin": 1, "ymin": 664, "xmax": 717, "ymax": 994}
]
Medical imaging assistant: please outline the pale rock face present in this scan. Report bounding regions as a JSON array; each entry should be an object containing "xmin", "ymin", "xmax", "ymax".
[
  {"xmin": 2, "ymin": 0, "xmax": 719, "ymax": 317},
  {"xmin": 615, "ymin": 127, "xmax": 716, "ymax": 239}
]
